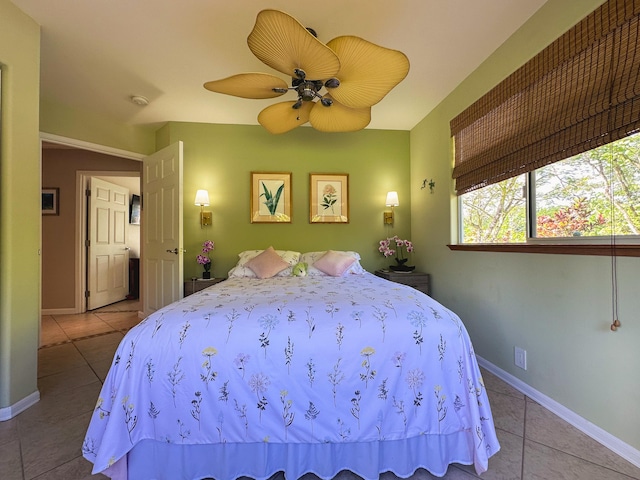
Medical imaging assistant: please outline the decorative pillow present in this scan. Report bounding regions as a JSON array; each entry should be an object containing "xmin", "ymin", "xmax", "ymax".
[
  {"xmin": 300, "ymin": 251, "xmax": 366, "ymax": 276},
  {"xmin": 244, "ymin": 246, "xmax": 290, "ymax": 279},
  {"xmin": 310, "ymin": 250, "xmax": 357, "ymax": 277},
  {"xmin": 228, "ymin": 249, "xmax": 301, "ymax": 278}
]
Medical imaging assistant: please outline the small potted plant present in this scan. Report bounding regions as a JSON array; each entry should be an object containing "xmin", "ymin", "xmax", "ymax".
[
  {"xmin": 379, "ymin": 235, "xmax": 414, "ymax": 272},
  {"xmin": 197, "ymin": 240, "xmax": 214, "ymax": 278}
]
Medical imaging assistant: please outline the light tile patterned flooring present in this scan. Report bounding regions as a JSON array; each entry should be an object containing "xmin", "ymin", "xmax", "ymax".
[{"xmin": 1, "ymin": 300, "xmax": 639, "ymax": 479}]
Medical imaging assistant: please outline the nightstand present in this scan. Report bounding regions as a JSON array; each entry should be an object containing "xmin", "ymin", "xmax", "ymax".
[
  {"xmin": 374, "ymin": 270, "xmax": 431, "ymax": 296},
  {"xmin": 184, "ymin": 278, "xmax": 225, "ymax": 296}
]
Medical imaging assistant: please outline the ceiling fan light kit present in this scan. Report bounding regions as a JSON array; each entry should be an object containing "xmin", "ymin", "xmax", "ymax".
[{"xmin": 204, "ymin": 9, "xmax": 409, "ymax": 134}]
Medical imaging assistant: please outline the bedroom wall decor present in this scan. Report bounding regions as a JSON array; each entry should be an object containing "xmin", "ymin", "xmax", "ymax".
[
  {"xmin": 421, "ymin": 178, "xmax": 436, "ymax": 193},
  {"xmin": 310, "ymin": 173, "xmax": 349, "ymax": 223},
  {"xmin": 250, "ymin": 171, "xmax": 292, "ymax": 223},
  {"xmin": 41, "ymin": 187, "xmax": 59, "ymax": 215}
]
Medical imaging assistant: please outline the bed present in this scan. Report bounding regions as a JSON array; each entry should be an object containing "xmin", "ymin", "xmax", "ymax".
[{"xmin": 83, "ymin": 249, "xmax": 500, "ymax": 479}]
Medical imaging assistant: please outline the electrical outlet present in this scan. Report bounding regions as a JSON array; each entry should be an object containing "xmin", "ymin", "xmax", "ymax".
[{"xmin": 515, "ymin": 346, "xmax": 527, "ymax": 370}]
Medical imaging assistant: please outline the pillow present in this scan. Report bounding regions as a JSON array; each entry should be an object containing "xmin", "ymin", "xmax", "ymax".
[
  {"xmin": 300, "ymin": 251, "xmax": 366, "ymax": 276},
  {"xmin": 237, "ymin": 249, "xmax": 300, "ymax": 267},
  {"xmin": 228, "ymin": 249, "xmax": 301, "ymax": 278},
  {"xmin": 304, "ymin": 250, "xmax": 357, "ymax": 277},
  {"xmin": 244, "ymin": 246, "xmax": 290, "ymax": 279}
]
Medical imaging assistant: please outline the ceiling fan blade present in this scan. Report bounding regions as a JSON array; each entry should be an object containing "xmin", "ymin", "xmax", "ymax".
[
  {"xmin": 326, "ymin": 36, "xmax": 410, "ymax": 108},
  {"xmin": 204, "ymin": 73, "xmax": 288, "ymax": 99},
  {"xmin": 309, "ymin": 95, "xmax": 371, "ymax": 132},
  {"xmin": 258, "ymin": 101, "xmax": 314, "ymax": 134},
  {"xmin": 248, "ymin": 9, "xmax": 340, "ymax": 80}
]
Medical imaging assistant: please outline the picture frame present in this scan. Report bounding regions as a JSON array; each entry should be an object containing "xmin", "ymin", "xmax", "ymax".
[
  {"xmin": 42, "ymin": 187, "xmax": 60, "ymax": 215},
  {"xmin": 129, "ymin": 194, "xmax": 141, "ymax": 225},
  {"xmin": 309, "ymin": 173, "xmax": 349, "ymax": 223},
  {"xmin": 251, "ymin": 172, "xmax": 292, "ymax": 223}
]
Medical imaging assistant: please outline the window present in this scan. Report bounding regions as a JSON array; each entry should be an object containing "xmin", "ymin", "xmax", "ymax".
[
  {"xmin": 460, "ymin": 132, "xmax": 640, "ymax": 244},
  {"xmin": 461, "ymin": 176, "xmax": 526, "ymax": 244},
  {"xmin": 452, "ymin": 1, "xmax": 640, "ymax": 255}
]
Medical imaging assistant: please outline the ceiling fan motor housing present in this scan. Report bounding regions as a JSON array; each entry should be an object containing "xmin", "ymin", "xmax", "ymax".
[{"xmin": 295, "ymin": 80, "xmax": 323, "ymax": 101}]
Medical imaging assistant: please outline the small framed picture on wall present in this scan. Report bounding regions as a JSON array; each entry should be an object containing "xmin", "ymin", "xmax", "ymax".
[
  {"xmin": 250, "ymin": 172, "xmax": 292, "ymax": 223},
  {"xmin": 42, "ymin": 187, "xmax": 59, "ymax": 215},
  {"xmin": 309, "ymin": 173, "xmax": 349, "ymax": 223}
]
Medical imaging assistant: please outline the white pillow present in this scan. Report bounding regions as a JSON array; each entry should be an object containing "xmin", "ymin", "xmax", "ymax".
[
  {"xmin": 228, "ymin": 249, "xmax": 301, "ymax": 278},
  {"xmin": 300, "ymin": 251, "xmax": 366, "ymax": 276}
]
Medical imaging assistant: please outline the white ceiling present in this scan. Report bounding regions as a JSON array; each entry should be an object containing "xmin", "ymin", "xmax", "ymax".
[{"xmin": 12, "ymin": 0, "xmax": 548, "ymax": 132}]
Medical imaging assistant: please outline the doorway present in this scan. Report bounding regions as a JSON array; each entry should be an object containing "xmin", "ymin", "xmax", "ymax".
[{"xmin": 40, "ymin": 134, "xmax": 144, "ymax": 315}]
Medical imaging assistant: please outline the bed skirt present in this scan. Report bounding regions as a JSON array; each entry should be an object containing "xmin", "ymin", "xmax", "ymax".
[{"xmin": 104, "ymin": 430, "xmax": 493, "ymax": 480}]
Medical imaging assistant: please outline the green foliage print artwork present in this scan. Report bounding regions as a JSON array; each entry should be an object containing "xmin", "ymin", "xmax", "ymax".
[
  {"xmin": 251, "ymin": 172, "xmax": 291, "ymax": 223},
  {"xmin": 260, "ymin": 181, "xmax": 284, "ymax": 216}
]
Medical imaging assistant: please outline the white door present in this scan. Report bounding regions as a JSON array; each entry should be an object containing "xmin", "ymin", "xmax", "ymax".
[
  {"xmin": 142, "ymin": 142, "xmax": 184, "ymax": 316},
  {"xmin": 87, "ymin": 177, "xmax": 130, "ymax": 310}
]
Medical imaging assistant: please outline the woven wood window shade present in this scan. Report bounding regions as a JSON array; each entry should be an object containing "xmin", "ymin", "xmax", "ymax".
[{"xmin": 451, "ymin": 0, "xmax": 640, "ymax": 195}]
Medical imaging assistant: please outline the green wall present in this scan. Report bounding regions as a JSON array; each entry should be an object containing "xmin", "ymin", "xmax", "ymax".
[
  {"xmin": 160, "ymin": 123, "xmax": 411, "ymax": 279},
  {"xmin": 0, "ymin": 0, "xmax": 41, "ymax": 411},
  {"xmin": 410, "ymin": 0, "xmax": 639, "ymax": 452},
  {"xmin": 40, "ymin": 97, "xmax": 156, "ymax": 155}
]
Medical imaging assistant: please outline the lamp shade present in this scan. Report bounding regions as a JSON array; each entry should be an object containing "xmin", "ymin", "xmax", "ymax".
[
  {"xmin": 194, "ymin": 190, "xmax": 210, "ymax": 206},
  {"xmin": 385, "ymin": 191, "xmax": 399, "ymax": 207}
]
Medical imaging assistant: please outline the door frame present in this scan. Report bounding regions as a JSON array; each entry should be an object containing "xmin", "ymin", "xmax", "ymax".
[{"xmin": 40, "ymin": 133, "xmax": 144, "ymax": 314}]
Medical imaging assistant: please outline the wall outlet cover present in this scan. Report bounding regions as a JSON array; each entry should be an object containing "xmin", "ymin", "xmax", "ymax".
[{"xmin": 515, "ymin": 346, "xmax": 527, "ymax": 370}]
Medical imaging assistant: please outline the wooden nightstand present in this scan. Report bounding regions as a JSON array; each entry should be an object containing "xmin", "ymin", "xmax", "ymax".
[
  {"xmin": 184, "ymin": 278, "xmax": 225, "ymax": 297},
  {"xmin": 374, "ymin": 270, "xmax": 431, "ymax": 296}
]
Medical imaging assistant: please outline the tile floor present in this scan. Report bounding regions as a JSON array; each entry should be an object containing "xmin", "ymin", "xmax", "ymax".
[{"xmin": 1, "ymin": 300, "xmax": 639, "ymax": 480}]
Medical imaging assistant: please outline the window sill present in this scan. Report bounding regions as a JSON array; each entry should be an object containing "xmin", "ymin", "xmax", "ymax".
[{"xmin": 447, "ymin": 244, "xmax": 640, "ymax": 257}]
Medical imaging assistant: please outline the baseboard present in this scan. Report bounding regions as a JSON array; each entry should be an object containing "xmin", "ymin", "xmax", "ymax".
[
  {"xmin": 476, "ymin": 355, "xmax": 640, "ymax": 469},
  {"xmin": 0, "ymin": 390, "xmax": 40, "ymax": 421},
  {"xmin": 42, "ymin": 307, "xmax": 78, "ymax": 315}
]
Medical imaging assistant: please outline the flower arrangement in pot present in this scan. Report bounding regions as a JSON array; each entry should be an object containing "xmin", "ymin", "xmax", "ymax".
[
  {"xmin": 197, "ymin": 240, "xmax": 214, "ymax": 279},
  {"xmin": 379, "ymin": 235, "xmax": 414, "ymax": 272}
]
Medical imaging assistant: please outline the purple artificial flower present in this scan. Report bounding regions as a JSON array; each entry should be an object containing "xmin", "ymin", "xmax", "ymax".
[
  {"xmin": 378, "ymin": 236, "xmax": 414, "ymax": 259},
  {"xmin": 196, "ymin": 254, "xmax": 211, "ymax": 265}
]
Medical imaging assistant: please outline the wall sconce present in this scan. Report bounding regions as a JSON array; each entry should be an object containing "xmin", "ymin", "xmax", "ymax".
[
  {"xmin": 194, "ymin": 189, "xmax": 212, "ymax": 227},
  {"xmin": 384, "ymin": 191, "xmax": 399, "ymax": 225}
]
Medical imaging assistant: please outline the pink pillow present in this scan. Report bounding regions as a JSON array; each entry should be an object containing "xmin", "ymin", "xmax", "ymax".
[
  {"xmin": 245, "ymin": 246, "xmax": 290, "ymax": 279},
  {"xmin": 312, "ymin": 250, "xmax": 356, "ymax": 277}
]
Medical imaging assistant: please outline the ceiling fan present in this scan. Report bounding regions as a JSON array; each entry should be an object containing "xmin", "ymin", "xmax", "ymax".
[{"xmin": 204, "ymin": 9, "xmax": 410, "ymax": 134}]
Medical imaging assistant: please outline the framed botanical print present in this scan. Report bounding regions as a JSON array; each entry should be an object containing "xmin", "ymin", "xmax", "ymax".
[
  {"xmin": 251, "ymin": 172, "xmax": 292, "ymax": 223},
  {"xmin": 309, "ymin": 173, "xmax": 349, "ymax": 223},
  {"xmin": 42, "ymin": 187, "xmax": 60, "ymax": 215}
]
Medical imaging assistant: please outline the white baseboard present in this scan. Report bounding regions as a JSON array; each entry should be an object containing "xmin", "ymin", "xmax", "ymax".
[
  {"xmin": 42, "ymin": 307, "xmax": 78, "ymax": 315},
  {"xmin": 0, "ymin": 390, "xmax": 40, "ymax": 421},
  {"xmin": 476, "ymin": 355, "xmax": 640, "ymax": 469}
]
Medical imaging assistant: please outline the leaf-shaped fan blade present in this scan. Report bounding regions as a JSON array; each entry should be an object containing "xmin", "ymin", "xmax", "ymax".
[
  {"xmin": 258, "ymin": 101, "xmax": 314, "ymax": 134},
  {"xmin": 326, "ymin": 36, "xmax": 410, "ymax": 108},
  {"xmin": 204, "ymin": 73, "xmax": 288, "ymax": 99},
  {"xmin": 248, "ymin": 10, "xmax": 340, "ymax": 80},
  {"xmin": 309, "ymin": 95, "xmax": 371, "ymax": 133}
]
